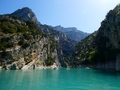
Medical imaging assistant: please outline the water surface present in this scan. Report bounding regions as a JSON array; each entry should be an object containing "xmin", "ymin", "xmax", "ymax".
[{"xmin": 0, "ymin": 68, "xmax": 120, "ymax": 90}]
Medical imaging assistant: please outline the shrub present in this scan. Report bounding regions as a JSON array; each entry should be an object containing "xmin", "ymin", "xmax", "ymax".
[
  {"xmin": 88, "ymin": 50, "xmax": 97, "ymax": 63},
  {"xmin": 6, "ymin": 42, "xmax": 14, "ymax": 48},
  {"xmin": 22, "ymin": 42, "xmax": 30, "ymax": 49},
  {"xmin": 12, "ymin": 16, "xmax": 18, "ymax": 20},
  {"xmin": 45, "ymin": 56, "xmax": 54, "ymax": 66},
  {"xmin": 18, "ymin": 40, "xmax": 24, "ymax": 46}
]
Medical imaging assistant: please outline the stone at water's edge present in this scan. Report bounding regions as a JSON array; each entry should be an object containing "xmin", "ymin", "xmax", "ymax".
[
  {"xmin": 0, "ymin": 66, "xmax": 2, "ymax": 70},
  {"xmin": 116, "ymin": 54, "xmax": 120, "ymax": 71}
]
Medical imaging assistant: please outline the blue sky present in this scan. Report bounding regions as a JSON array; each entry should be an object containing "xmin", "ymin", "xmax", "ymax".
[{"xmin": 0, "ymin": 0, "xmax": 120, "ymax": 33}]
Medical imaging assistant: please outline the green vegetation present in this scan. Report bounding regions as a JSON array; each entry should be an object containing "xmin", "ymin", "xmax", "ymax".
[
  {"xmin": 0, "ymin": 37, "xmax": 14, "ymax": 50},
  {"xmin": 50, "ymin": 39, "xmax": 56, "ymax": 53},
  {"xmin": 0, "ymin": 49, "xmax": 7, "ymax": 58},
  {"xmin": 22, "ymin": 42, "xmax": 30, "ymax": 49},
  {"xmin": 45, "ymin": 56, "xmax": 55, "ymax": 66},
  {"xmin": 0, "ymin": 17, "xmax": 44, "ymax": 51},
  {"xmin": 11, "ymin": 16, "xmax": 18, "ymax": 20},
  {"xmin": 18, "ymin": 40, "xmax": 30, "ymax": 49},
  {"xmin": 74, "ymin": 23, "xmax": 120, "ymax": 65},
  {"xmin": 88, "ymin": 50, "xmax": 97, "ymax": 62},
  {"xmin": 0, "ymin": 21, "xmax": 17, "ymax": 33},
  {"xmin": 0, "ymin": 17, "xmax": 41, "ymax": 35},
  {"xmin": 36, "ymin": 60, "xmax": 41, "ymax": 65}
]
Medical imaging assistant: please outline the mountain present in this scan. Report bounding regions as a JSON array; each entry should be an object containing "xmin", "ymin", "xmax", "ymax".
[
  {"xmin": 11, "ymin": 7, "xmax": 41, "ymax": 27},
  {"xmin": 0, "ymin": 7, "xmax": 77, "ymax": 69},
  {"xmin": 37, "ymin": 25, "xmax": 77, "ymax": 67},
  {"xmin": 53, "ymin": 25, "xmax": 89, "ymax": 42},
  {"xmin": 11, "ymin": 7, "xmax": 78, "ymax": 67},
  {"xmin": 0, "ymin": 16, "xmax": 61, "ymax": 70},
  {"xmin": 72, "ymin": 4, "xmax": 120, "ymax": 71}
]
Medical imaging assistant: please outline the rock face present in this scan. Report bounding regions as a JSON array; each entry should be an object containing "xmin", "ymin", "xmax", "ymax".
[
  {"xmin": 73, "ymin": 4, "xmax": 120, "ymax": 71},
  {"xmin": 0, "ymin": 7, "xmax": 77, "ymax": 68},
  {"xmin": 3, "ymin": 37, "xmax": 59, "ymax": 70},
  {"xmin": 0, "ymin": 16, "xmax": 60, "ymax": 70},
  {"xmin": 10, "ymin": 7, "xmax": 77, "ymax": 67},
  {"xmin": 54, "ymin": 25, "xmax": 89, "ymax": 42},
  {"xmin": 116, "ymin": 54, "xmax": 120, "ymax": 71},
  {"xmin": 11, "ymin": 7, "xmax": 41, "ymax": 28},
  {"xmin": 96, "ymin": 62, "xmax": 115, "ymax": 69},
  {"xmin": 39, "ymin": 25, "xmax": 77, "ymax": 67}
]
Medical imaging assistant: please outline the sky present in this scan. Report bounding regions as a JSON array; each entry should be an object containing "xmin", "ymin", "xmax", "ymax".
[{"xmin": 0, "ymin": 0, "xmax": 120, "ymax": 33}]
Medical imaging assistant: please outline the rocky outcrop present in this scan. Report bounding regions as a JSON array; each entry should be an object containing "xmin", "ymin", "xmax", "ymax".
[
  {"xmin": 11, "ymin": 7, "xmax": 41, "ymax": 28},
  {"xmin": 73, "ymin": 4, "xmax": 120, "ymax": 71},
  {"xmin": 1, "ymin": 36, "xmax": 60, "ymax": 70},
  {"xmin": 0, "ymin": 66, "xmax": 2, "ymax": 70},
  {"xmin": 54, "ymin": 25, "xmax": 89, "ymax": 42},
  {"xmin": 10, "ymin": 7, "xmax": 77, "ymax": 67},
  {"xmin": 116, "ymin": 54, "xmax": 120, "ymax": 71},
  {"xmin": 0, "ymin": 7, "xmax": 77, "ymax": 69},
  {"xmin": 0, "ymin": 16, "xmax": 60, "ymax": 70},
  {"xmin": 40, "ymin": 25, "xmax": 77, "ymax": 67}
]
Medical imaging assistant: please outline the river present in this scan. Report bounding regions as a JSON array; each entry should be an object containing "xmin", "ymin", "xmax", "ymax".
[{"xmin": 0, "ymin": 68, "xmax": 120, "ymax": 90}]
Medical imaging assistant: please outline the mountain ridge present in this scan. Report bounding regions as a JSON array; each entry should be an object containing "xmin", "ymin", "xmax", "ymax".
[
  {"xmin": 1, "ymin": 5, "xmax": 120, "ymax": 71},
  {"xmin": 0, "ymin": 7, "xmax": 79, "ymax": 68},
  {"xmin": 53, "ymin": 25, "xmax": 89, "ymax": 42},
  {"xmin": 0, "ymin": 16, "xmax": 61, "ymax": 70},
  {"xmin": 72, "ymin": 4, "xmax": 120, "ymax": 71},
  {"xmin": 11, "ymin": 7, "xmax": 41, "ymax": 28},
  {"xmin": 11, "ymin": 7, "xmax": 89, "ymax": 42}
]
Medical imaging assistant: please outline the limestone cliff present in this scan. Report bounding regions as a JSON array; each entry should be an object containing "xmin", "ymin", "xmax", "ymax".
[
  {"xmin": 39, "ymin": 25, "xmax": 77, "ymax": 67},
  {"xmin": 11, "ymin": 7, "xmax": 77, "ymax": 67},
  {"xmin": 11, "ymin": 7, "xmax": 41, "ymax": 28},
  {"xmin": 73, "ymin": 4, "xmax": 120, "ymax": 71},
  {"xmin": 0, "ymin": 7, "xmax": 76, "ymax": 69},
  {"xmin": 0, "ymin": 16, "xmax": 60, "ymax": 70}
]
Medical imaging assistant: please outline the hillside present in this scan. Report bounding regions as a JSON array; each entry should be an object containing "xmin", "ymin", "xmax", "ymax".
[
  {"xmin": 0, "ymin": 16, "xmax": 60, "ymax": 70},
  {"xmin": 72, "ymin": 4, "xmax": 120, "ymax": 71},
  {"xmin": 0, "ymin": 7, "xmax": 78, "ymax": 69},
  {"xmin": 10, "ymin": 7, "xmax": 77, "ymax": 67}
]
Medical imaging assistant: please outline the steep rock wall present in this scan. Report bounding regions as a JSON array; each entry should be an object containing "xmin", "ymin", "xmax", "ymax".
[{"xmin": 73, "ymin": 4, "xmax": 120, "ymax": 71}]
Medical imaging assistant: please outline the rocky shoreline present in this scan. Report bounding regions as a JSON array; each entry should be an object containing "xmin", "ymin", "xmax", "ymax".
[{"xmin": 0, "ymin": 61, "xmax": 59, "ymax": 70}]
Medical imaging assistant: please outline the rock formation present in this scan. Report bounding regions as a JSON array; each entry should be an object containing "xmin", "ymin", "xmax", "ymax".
[
  {"xmin": 10, "ymin": 7, "xmax": 77, "ymax": 67},
  {"xmin": 0, "ymin": 16, "xmax": 60, "ymax": 70},
  {"xmin": 11, "ymin": 7, "xmax": 41, "ymax": 27},
  {"xmin": 0, "ymin": 7, "xmax": 77, "ymax": 69},
  {"xmin": 116, "ymin": 54, "xmax": 120, "ymax": 71},
  {"xmin": 73, "ymin": 4, "xmax": 120, "ymax": 71}
]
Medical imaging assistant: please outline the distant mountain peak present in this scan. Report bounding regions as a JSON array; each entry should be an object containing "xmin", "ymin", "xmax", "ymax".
[
  {"xmin": 13, "ymin": 7, "xmax": 32, "ymax": 13},
  {"xmin": 11, "ymin": 7, "xmax": 41, "ymax": 25},
  {"xmin": 53, "ymin": 25, "xmax": 89, "ymax": 41},
  {"xmin": 21, "ymin": 7, "xmax": 32, "ymax": 10},
  {"xmin": 55, "ymin": 25, "xmax": 77, "ymax": 31}
]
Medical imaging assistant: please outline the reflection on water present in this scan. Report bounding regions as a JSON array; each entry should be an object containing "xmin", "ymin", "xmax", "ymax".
[{"xmin": 0, "ymin": 68, "xmax": 120, "ymax": 90}]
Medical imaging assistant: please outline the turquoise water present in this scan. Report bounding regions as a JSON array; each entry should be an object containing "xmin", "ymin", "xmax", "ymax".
[{"xmin": 0, "ymin": 68, "xmax": 120, "ymax": 90}]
